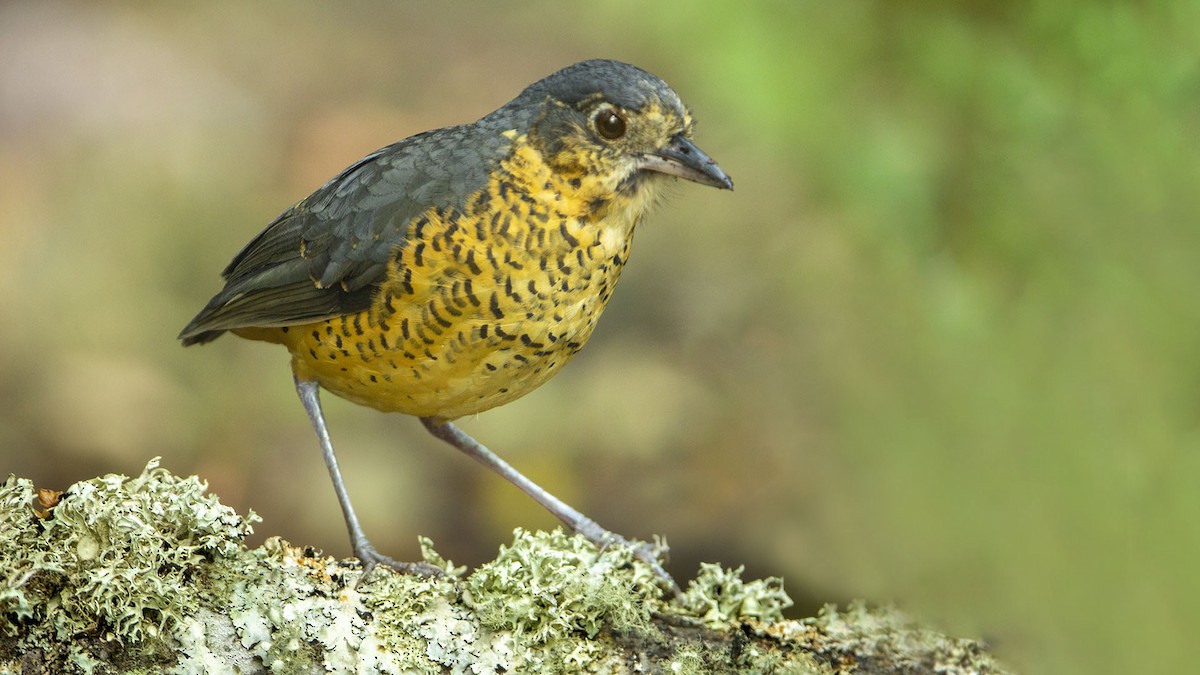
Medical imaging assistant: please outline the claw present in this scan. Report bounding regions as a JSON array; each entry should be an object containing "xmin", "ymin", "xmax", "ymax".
[
  {"xmin": 353, "ymin": 542, "xmax": 444, "ymax": 587},
  {"xmin": 603, "ymin": 533, "xmax": 681, "ymax": 597}
]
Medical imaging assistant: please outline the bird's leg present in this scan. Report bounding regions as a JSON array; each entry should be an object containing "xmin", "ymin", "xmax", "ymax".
[
  {"xmin": 420, "ymin": 417, "xmax": 681, "ymax": 596},
  {"xmin": 293, "ymin": 376, "xmax": 441, "ymax": 583}
]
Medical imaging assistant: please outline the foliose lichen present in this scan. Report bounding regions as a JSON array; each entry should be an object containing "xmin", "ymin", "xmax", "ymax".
[
  {"xmin": 2, "ymin": 462, "xmax": 1006, "ymax": 674},
  {"xmin": 801, "ymin": 601, "xmax": 1011, "ymax": 674},
  {"xmin": 1, "ymin": 458, "xmax": 257, "ymax": 670},
  {"xmin": 673, "ymin": 562, "xmax": 793, "ymax": 629}
]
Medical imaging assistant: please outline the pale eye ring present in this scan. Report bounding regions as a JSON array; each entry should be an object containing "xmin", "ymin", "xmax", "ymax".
[{"xmin": 593, "ymin": 108, "xmax": 627, "ymax": 140}]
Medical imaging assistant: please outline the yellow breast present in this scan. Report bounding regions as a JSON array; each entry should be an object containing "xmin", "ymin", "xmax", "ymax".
[{"xmin": 259, "ymin": 133, "xmax": 653, "ymax": 420}]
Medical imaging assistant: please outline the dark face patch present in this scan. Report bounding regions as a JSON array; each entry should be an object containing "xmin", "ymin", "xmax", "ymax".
[{"xmin": 514, "ymin": 61, "xmax": 694, "ymax": 192}]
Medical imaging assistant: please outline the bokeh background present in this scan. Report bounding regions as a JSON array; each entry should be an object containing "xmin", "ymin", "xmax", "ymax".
[{"xmin": 2, "ymin": 2, "xmax": 1196, "ymax": 673}]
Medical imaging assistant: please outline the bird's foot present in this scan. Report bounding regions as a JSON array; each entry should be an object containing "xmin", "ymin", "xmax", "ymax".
[
  {"xmin": 585, "ymin": 528, "xmax": 681, "ymax": 597},
  {"xmin": 353, "ymin": 541, "xmax": 443, "ymax": 587}
]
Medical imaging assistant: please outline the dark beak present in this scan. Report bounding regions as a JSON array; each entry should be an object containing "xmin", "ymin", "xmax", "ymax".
[{"xmin": 639, "ymin": 135, "xmax": 734, "ymax": 190}]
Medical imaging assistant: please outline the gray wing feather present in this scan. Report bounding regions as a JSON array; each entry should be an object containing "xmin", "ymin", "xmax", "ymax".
[{"xmin": 179, "ymin": 122, "xmax": 506, "ymax": 345}]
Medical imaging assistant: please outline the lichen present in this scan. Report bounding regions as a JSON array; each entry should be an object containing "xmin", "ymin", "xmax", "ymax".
[
  {"xmin": 669, "ymin": 643, "xmax": 708, "ymax": 673},
  {"xmin": 444, "ymin": 527, "xmax": 662, "ymax": 672},
  {"xmin": 354, "ymin": 527, "xmax": 664, "ymax": 673},
  {"xmin": 672, "ymin": 562, "xmax": 793, "ymax": 629},
  {"xmin": 467, "ymin": 528, "xmax": 660, "ymax": 639},
  {"xmin": 1, "ymin": 460, "xmax": 669, "ymax": 673},
  {"xmin": 798, "ymin": 602, "xmax": 1010, "ymax": 675},
  {"xmin": 1, "ymin": 458, "xmax": 257, "ymax": 669},
  {"xmin": 2, "ymin": 463, "xmax": 1006, "ymax": 674}
]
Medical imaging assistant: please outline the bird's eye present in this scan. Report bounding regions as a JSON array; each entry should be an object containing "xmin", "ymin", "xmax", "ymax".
[{"xmin": 594, "ymin": 108, "xmax": 627, "ymax": 140}]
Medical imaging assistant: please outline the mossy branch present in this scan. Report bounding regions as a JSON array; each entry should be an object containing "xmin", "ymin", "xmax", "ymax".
[{"xmin": 0, "ymin": 460, "xmax": 1011, "ymax": 674}]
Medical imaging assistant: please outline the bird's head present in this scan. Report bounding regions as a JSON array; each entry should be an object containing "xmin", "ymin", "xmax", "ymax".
[{"xmin": 506, "ymin": 60, "xmax": 733, "ymax": 202}]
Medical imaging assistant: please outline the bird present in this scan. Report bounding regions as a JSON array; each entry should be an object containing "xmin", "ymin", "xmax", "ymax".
[{"xmin": 179, "ymin": 59, "xmax": 733, "ymax": 593}]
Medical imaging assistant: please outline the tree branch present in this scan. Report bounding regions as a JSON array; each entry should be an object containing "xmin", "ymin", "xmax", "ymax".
[{"xmin": 1, "ymin": 459, "xmax": 1011, "ymax": 674}]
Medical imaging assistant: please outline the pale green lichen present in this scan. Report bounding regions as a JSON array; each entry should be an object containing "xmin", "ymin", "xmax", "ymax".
[
  {"xmin": 800, "ymin": 601, "xmax": 1011, "ymax": 674},
  {"xmin": 358, "ymin": 569, "xmax": 457, "ymax": 673},
  {"xmin": 2, "ymin": 463, "xmax": 1005, "ymax": 674},
  {"xmin": 187, "ymin": 528, "xmax": 655, "ymax": 674},
  {"xmin": 673, "ymin": 562, "xmax": 793, "ymax": 629},
  {"xmin": 466, "ymin": 528, "xmax": 660, "ymax": 640},
  {"xmin": 359, "ymin": 527, "xmax": 663, "ymax": 674},
  {"xmin": 192, "ymin": 534, "xmax": 458, "ymax": 674},
  {"xmin": 1, "ymin": 458, "xmax": 257, "ymax": 669},
  {"xmin": 444, "ymin": 527, "xmax": 661, "ymax": 672},
  {"xmin": 669, "ymin": 643, "xmax": 708, "ymax": 673}
]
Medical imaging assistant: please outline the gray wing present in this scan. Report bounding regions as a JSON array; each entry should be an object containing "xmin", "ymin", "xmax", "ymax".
[{"xmin": 178, "ymin": 123, "xmax": 502, "ymax": 345}]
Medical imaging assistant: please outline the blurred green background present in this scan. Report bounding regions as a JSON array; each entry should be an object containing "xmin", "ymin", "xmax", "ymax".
[{"xmin": 2, "ymin": 2, "xmax": 1196, "ymax": 672}]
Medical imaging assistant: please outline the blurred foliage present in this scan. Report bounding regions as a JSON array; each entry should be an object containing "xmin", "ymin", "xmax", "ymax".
[{"xmin": 1, "ymin": 2, "xmax": 1197, "ymax": 673}]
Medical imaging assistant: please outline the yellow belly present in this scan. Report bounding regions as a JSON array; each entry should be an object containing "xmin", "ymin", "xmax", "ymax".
[
  {"xmin": 233, "ymin": 132, "xmax": 667, "ymax": 420},
  {"xmin": 243, "ymin": 207, "xmax": 634, "ymax": 421}
]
